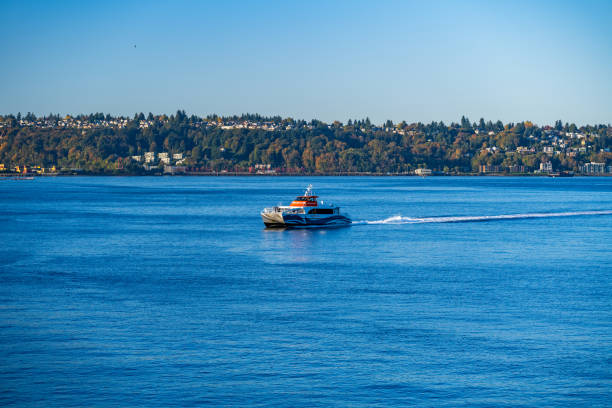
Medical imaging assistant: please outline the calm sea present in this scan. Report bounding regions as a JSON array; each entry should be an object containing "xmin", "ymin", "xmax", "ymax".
[{"xmin": 1, "ymin": 176, "xmax": 611, "ymax": 407}]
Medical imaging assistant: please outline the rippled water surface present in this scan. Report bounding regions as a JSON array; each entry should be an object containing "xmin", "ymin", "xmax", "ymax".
[{"xmin": 1, "ymin": 176, "xmax": 612, "ymax": 407}]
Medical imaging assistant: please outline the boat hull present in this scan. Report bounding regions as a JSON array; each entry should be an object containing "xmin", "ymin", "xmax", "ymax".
[{"xmin": 261, "ymin": 212, "xmax": 351, "ymax": 228}]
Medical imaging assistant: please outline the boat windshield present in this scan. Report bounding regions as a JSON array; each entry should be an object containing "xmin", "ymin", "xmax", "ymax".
[{"xmin": 283, "ymin": 208, "xmax": 305, "ymax": 214}]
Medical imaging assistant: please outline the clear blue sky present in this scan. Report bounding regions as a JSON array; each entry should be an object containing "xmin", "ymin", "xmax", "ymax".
[{"xmin": 1, "ymin": 0, "xmax": 611, "ymax": 125}]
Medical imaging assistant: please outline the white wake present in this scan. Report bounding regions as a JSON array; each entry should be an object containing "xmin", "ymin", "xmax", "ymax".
[{"xmin": 354, "ymin": 210, "xmax": 612, "ymax": 225}]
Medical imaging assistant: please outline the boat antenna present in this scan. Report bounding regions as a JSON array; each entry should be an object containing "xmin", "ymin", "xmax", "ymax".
[{"xmin": 305, "ymin": 184, "xmax": 313, "ymax": 196}]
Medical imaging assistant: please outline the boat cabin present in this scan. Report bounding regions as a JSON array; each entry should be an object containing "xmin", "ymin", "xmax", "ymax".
[
  {"xmin": 290, "ymin": 195, "xmax": 319, "ymax": 207},
  {"xmin": 289, "ymin": 184, "xmax": 322, "ymax": 207}
]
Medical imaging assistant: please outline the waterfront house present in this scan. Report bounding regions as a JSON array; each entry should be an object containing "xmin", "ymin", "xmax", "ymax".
[
  {"xmin": 415, "ymin": 168, "xmax": 432, "ymax": 176},
  {"xmin": 540, "ymin": 162, "xmax": 553, "ymax": 173},
  {"xmin": 582, "ymin": 162, "xmax": 606, "ymax": 174}
]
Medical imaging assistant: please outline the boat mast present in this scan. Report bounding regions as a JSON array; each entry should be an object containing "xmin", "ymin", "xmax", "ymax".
[{"xmin": 305, "ymin": 184, "xmax": 314, "ymax": 196}]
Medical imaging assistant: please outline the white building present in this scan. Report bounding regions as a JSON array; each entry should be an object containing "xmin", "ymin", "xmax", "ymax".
[
  {"xmin": 582, "ymin": 162, "xmax": 606, "ymax": 174},
  {"xmin": 415, "ymin": 168, "xmax": 432, "ymax": 176},
  {"xmin": 131, "ymin": 155, "xmax": 142, "ymax": 162},
  {"xmin": 144, "ymin": 152, "xmax": 156, "ymax": 163},
  {"xmin": 540, "ymin": 161, "xmax": 553, "ymax": 172},
  {"xmin": 172, "ymin": 153, "xmax": 183, "ymax": 160},
  {"xmin": 158, "ymin": 152, "xmax": 170, "ymax": 165}
]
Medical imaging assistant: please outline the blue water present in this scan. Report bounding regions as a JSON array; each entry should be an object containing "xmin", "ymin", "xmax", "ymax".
[{"xmin": 1, "ymin": 176, "xmax": 612, "ymax": 407}]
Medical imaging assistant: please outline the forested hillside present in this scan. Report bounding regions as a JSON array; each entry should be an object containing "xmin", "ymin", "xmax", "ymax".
[{"xmin": 1, "ymin": 112, "xmax": 610, "ymax": 174}]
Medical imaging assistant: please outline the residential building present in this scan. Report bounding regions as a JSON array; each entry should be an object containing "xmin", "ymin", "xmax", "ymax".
[
  {"xmin": 144, "ymin": 152, "xmax": 156, "ymax": 163},
  {"xmin": 508, "ymin": 165, "xmax": 526, "ymax": 173},
  {"xmin": 479, "ymin": 164, "xmax": 502, "ymax": 173},
  {"xmin": 415, "ymin": 168, "xmax": 432, "ymax": 176},
  {"xmin": 540, "ymin": 161, "xmax": 553, "ymax": 172},
  {"xmin": 582, "ymin": 162, "xmax": 606, "ymax": 174},
  {"xmin": 163, "ymin": 165, "xmax": 186, "ymax": 174},
  {"xmin": 159, "ymin": 152, "xmax": 170, "ymax": 164}
]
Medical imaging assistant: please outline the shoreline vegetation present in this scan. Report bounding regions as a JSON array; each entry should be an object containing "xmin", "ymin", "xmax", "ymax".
[
  {"xmin": 2, "ymin": 171, "xmax": 611, "ymax": 177},
  {"xmin": 1, "ymin": 111, "xmax": 610, "ymax": 177}
]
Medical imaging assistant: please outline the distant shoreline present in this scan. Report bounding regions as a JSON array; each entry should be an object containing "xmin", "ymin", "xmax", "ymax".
[
  {"xmin": 2, "ymin": 172, "xmax": 609, "ymax": 178},
  {"xmin": 3, "ymin": 114, "xmax": 610, "ymax": 178}
]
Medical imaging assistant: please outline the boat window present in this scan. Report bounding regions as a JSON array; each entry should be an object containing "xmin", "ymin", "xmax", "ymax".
[{"xmin": 308, "ymin": 208, "xmax": 334, "ymax": 214}]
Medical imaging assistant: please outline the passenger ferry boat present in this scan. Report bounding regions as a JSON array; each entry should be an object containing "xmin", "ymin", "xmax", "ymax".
[{"xmin": 261, "ymin": 185, "xmax": 351, "ymax": 228}]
